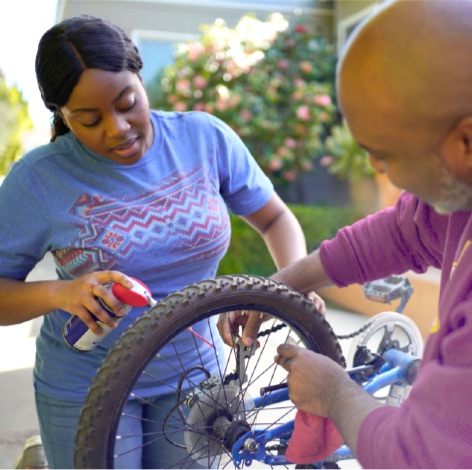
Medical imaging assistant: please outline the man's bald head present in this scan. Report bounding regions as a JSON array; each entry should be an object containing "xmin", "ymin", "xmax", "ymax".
[
  {"xmin": 338, "ymin": 0, "xmax": 472, "ymax": 136},
  {"xmin": 336, "ymin": 0, "xmax": 472, "ymax": 213}
]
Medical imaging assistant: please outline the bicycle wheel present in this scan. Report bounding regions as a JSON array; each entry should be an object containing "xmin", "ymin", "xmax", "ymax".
[
  {"xmin": 75, "ymin": 275, "xmax": 345, "ymax": 469},
  {"xmin": 347, "ymin": 311, "xmax": 423, "ymax": 405},
  {"xmin": 347, "ymin": 311, "xmax": 423, "ymax": 367}
]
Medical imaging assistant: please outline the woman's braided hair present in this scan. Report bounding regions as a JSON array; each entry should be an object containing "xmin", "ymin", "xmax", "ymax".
[{"xmin": 35, "ymin": 15, "xmax": 143, "ymax": 141}]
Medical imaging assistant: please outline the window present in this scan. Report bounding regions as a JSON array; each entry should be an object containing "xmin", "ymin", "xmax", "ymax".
[{"xmin": 131, "ymin": 30, "xmax": 198, "ymax": 86}]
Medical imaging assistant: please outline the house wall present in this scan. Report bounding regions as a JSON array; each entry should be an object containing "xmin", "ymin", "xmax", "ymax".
[
  {"xmin": 57, "ymin": 0, "xmax": 335, "ymax": 37},
  {"xmin": 334, "ymin": 0, "xmax": 379, "ymax": 52},
  {"xmin": 335, "ymin": 0, "xmax": 378, "ymax": 22},
  {"xmin": 56, "ymin": 0, "xmax": 336, "ymax": 100}
]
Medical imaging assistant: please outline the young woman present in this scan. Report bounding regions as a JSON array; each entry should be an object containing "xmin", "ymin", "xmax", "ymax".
[{"xmin": 0, "ymin": 15, "xmax": 322, "ymax": 468}]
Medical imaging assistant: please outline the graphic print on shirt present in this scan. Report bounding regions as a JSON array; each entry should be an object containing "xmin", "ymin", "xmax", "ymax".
[
  {"xmin": 431, "ymin": 239, "xmax": 471, "ymax": 334},
  {"xmin": 450, "ymin": 239, "xmax": 470, "ymax": 280},
  {"xmin": 53, "ymin": 166, "xmax": 230, "ymax": 278}
]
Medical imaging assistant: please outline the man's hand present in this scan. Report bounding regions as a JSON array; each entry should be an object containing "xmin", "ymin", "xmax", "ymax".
[
  {"xmin": 276, "ymin": 343, "xmax": 384, "ymax": 456},
  {"xmin": 275, "ymin": 343, "xmax": 348, "ymax": 417}
]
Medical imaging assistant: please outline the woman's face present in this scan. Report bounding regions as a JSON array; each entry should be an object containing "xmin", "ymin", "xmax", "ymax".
[{"xmin": 60, "ymin": 69, "xmax": 153, "ymax": 165}]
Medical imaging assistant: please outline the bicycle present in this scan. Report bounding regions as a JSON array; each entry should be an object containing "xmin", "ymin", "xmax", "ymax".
[{"xmin": 74, "ymin": 274, "xmax": 423, "ymax": 469}]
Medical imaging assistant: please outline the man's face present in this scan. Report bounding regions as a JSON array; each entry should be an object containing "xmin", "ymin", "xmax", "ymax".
[{"xmin": 338, "ymin": 70, "xmax": 472, "ymax": 214}]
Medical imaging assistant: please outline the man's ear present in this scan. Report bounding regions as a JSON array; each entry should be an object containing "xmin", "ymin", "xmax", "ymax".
[{"xmin": 441, "ymin": 116, "xmax": 472, "ymax": 182}]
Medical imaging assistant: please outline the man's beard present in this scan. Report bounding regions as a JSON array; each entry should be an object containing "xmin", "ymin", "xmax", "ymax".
[{"xmin": 432, "ymin": 161, "xmax": 472, "ymax": 214}]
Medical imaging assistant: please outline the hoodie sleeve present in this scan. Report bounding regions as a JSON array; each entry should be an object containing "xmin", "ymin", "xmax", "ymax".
[{"xmin": 319, "ymin": 192, "xmax": 446, "ymax": 287}]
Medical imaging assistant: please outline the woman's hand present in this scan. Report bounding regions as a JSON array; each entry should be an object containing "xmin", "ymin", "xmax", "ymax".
[
  {"xmin": 217, "ymin": 310, "xmax": 272, "ymax": 347},
  {"xmin": 59, "ymin": 271, "xmax": 134, "ymax": 335},
  {"xmin": 217, "ymin": 290, "xmax": 326, "ymax": 347}
]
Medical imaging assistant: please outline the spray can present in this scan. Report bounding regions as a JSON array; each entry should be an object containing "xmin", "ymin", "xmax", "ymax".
[{"xmin": 63, "ymin": 277, "xmax": 152, "ymax": 352}]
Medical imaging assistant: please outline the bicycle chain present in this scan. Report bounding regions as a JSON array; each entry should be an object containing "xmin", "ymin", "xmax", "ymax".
[
  {"xmin": 265, "ymin": 443, "xmax": 287, "ymax": 454},
  {"xmin": 223, "ymin": 323, "xmax": 288, "ymax": 385},
  {"xmin": 223, "ymin": 320, "xmax": 369, "ymax": 385},
  {"xmin": 257, "ymin": 317, "xmax": 373, "ymax": 340},
  {"xmin": 256, "ymin": 321, "xmax": 287, "ymax": 337},
  {"xmin": 336, "ymin": 319, "xmax": 374, "ymax": 340},
  {"xmin": 258, "ymin": 316, "xmax": 375, "ymax": 341}
]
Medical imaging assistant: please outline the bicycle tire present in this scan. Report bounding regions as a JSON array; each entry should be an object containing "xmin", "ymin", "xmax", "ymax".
[
  {"xmin": 347, "ymin": 311, "xmax": 423, "ymax": 367},
  {"xmin": 75, "ymin": 274, "xmax": 345, "ymax": 469},
  {"xmin": 346, "ymin": 311, "xmax": 423, "ymax": 406}
]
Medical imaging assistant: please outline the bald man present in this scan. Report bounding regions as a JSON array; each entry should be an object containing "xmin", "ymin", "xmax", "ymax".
[{"xmin": 219, "ymin": 0, "xmax": 472, "ymax": 467}]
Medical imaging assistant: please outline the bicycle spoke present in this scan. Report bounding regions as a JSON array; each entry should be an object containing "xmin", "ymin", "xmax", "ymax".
[{"xmin": 75, "ymin": 275, "xmax": 345, "ymax": 469}]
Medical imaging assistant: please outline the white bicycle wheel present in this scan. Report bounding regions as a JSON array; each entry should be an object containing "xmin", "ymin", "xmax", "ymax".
[
  {"xmin": 347, "ymin": 311, "xmax": 423, "ymax": 368},
  {"xmin": 347, "ymin": 311, "xmax": 423, "ymax": 406}
]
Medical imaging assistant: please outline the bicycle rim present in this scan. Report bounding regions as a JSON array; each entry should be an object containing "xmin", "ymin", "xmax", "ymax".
[{"xmin": 75, "ymin": 275, "xmax": 345, "ymax": 469}]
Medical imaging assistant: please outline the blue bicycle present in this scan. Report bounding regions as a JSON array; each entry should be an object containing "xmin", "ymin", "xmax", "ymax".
[{"xmin": 75, "ymin": 274, "xmax": 422, "ymax": 468}]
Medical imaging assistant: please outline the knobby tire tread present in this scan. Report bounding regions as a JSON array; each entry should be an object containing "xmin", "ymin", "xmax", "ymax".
[{"xmin": 75, "ymin": 275, "xmax": 345, "ymax": 469}]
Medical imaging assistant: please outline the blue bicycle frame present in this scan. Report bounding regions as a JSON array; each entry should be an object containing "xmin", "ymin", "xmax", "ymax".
[{"xmin": 231, "ymin": 348, "xmax": 420, "ymax": 467}]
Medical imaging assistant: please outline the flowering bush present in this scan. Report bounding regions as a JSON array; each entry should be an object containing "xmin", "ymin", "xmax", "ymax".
[
  {"xmin": 321, "ymin": 119, "xmax": 375, "ymax": 182},
  {"xmin": 149, "ymin": 14, "xmax": 337, "ymax": 184}
]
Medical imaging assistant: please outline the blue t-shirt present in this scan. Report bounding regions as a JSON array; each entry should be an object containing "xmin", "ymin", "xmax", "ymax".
[{"xmin": 0, "ymin": 111, "xmax": 273, "ymax": 401}]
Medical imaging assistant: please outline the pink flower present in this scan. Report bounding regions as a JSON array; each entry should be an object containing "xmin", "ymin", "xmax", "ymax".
[
  {"xmin": 176, "ymin": 79, "xmax": 190, "ymax": 93},
  {"xmin": 187, "ymin": 42, "xmax": 205, "ymax": 62},
  {"xmin": 193, "ymin": 102, "xmax": 205, "ymax": 111},
  {"xmin": 320, "ymin": 155, "xmax": 334, "ymax": 168},
  {"xmin": 215, "ymin": 99, "xmax": 228, "ymax": 111},
  {"xmin": 302, "ymin": 161, "xmax": 314, "ymax": 171},
  {"xmin": 268, "ymin": 159, "xmax": 283, "ymax": 171},
  {"xmin": 240, "ymin": 109, "xmax": 252, "ymax": 121},
  {"xmin": 284, "ymin": 138, "xmax": 297, "ymax": 149},
  {"xmin": 300, "ymin": 61, "xmax": 312, "ymax": 74},
  {"xmin": 193, "ymin": 76, "xmax": 207, "ymax": 89},
  {"xmin": 173, "ymin": 102, "xmax": 187, "ymax": 112},
  {"xmin": 283, "ymin": 170, "xmax": 296, "ymax": 182},
  {"xmin": 285, "ymin": 38, "xmax": 295, "ymax": 48},
  {"xmin": 277, "ymin": 147, "xmax": 288, "ymax": 157},
  {"xmin": 296, "ymin": 105, "xmax": 311, "ymax": 121},
  {"xmin": 295, "ymin": 24, "xmax": 307, "ymax": 34},
  {"xmin": 314, "ymin": 95, "xmax": 332, "ymax": 107},
  {"xmin": 278, "ymin": 59, "xmax": 290, "ymax": 70},
  {"xmin": 177, "ymin": 68, "xmax": 190, "ymax": 78},
  {"xmin": 228, "ymin": 95, "xmax": 240, "ymax": 107}
]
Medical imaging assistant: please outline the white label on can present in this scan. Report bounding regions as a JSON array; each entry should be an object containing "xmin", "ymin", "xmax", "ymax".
[{"xmin": 71, "ymin": 322, "xmax": 114, "ymax": 351}]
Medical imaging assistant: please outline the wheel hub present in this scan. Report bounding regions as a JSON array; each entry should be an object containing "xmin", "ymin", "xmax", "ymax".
[{"xmin": 184, "ymin": 385, "xmax": 254, "ymax": 464}]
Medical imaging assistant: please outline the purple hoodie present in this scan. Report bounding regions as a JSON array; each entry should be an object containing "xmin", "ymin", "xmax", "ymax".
[{"xmin": 320, "ymin": 192, "xmax": 472, "ymax": 468}]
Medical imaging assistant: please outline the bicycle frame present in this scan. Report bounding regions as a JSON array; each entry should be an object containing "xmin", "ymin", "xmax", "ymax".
[
  {"xmin": 231, "ymin": 348, "xmax": 420, "ymax": 467},
  {"xmin": 75, "ymin": 274, "xmax": 423, "ymax": 469}
]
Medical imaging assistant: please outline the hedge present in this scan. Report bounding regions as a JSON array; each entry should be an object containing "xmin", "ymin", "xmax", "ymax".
[{"xmin": 217, "ymin": 204, "xmax": 358, "ymax": 277}]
